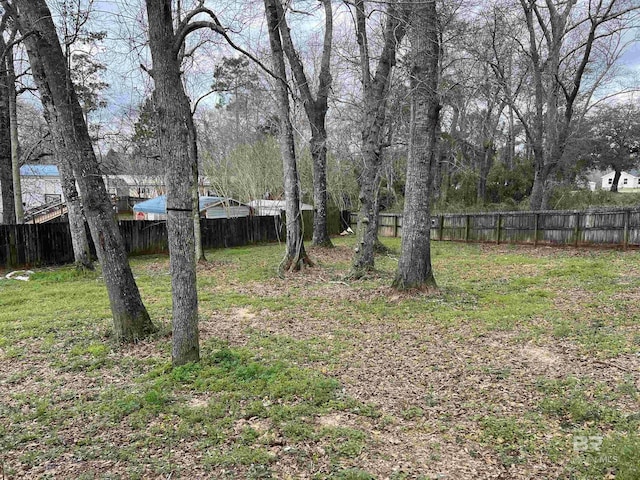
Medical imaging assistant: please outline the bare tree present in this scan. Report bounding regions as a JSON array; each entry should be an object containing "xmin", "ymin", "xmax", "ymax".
[
  {"xmin": 6, "ymin": 0, "xmax": 156, "ymax": 341},
  {"xmin": 55, "ymin": 1, "xmax": 98, "ymax": 270},
  {"xmin": 393, "ymin": 0, "xmax": 440, "ymax": 290},
  {"xmin": 350, "ymin": 0, "xmax": 409, "ymax": 277},
  {"xmin": 145, "ymin": 0, "xmax": 277, "ymax": 364},
  {"xmin": 491, "ymin": 0, "xmax": 639, "ymax": 209},
  {"xmin": 264, "ymin": 0, "xmax": 313, "ymax": 272},
  {"xmin": 276, "ymin": 0, "xmax": 334, "ymax": 247},
  {"xmin": 145, "ymin": 0, "xmax": 200, "ymax": 366}
]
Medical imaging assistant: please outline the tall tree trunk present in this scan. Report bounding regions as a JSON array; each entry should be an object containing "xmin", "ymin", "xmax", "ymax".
[
  {"xmin": 265, "ymin": 0, "xmax": 312, "ymax": 272},
  {"xmin": 0, "ymin": 43, "xmax": 16, "ymax": 224},
  {"xmin": 13, "ymin": 0, "xmax": 155, "ymax": 341},
  {"xmin": 477, "ymin": 142, "xmax": 495, "ymax": 205},
  {"xmin": 393, "ymin": 0, "xmax": 439, "ymax": 291},
  {"xmin": 6, "ymin": 44, "xmax": 23, "ymax": 223},
  {"xmin": 276, "ymin": 0, "xmax": 334, "ymax": 248},
  {"xmin": 310, "ymin": 122, "xmax": 332, "ymax": 246},
  {"xmin": 6, "ymin": 2, "xmax": 91, "ymax": 265},
  {"xmin": 507, "ymin": 105, "xmax": 515, "ymax": 169},
  {"xmin": 350, "ymin": 0, "xmax": 408, "ymax": 277},
  {"xmin": 310, "ymin": 125, "xmax": 331, "ymax": 247},
  {"xmin": 528, "ymin": 142, "xmax": 546, "ymax": 210},
  {"xmin": 145, "ymin": 0, "xmax": 199, "ymax": 366},
  {"xmin": 353, "ymin": 157, "xmax": 381, "ymax": 273}
]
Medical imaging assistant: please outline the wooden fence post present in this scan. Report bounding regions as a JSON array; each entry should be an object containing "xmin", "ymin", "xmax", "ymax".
[
  {"xmin": 439, "ymin": 215, "xmax": 444, "ymax": 241},
  {"xmin": 574, "ymin": 212, "xmax": 580, "ymax": 247},
  {"xmin": 623, "ymin": 209, "xmax": 630, "ymax": 250},
  {"xmin": 496, "ymin": 213, "xmax": 501, "ymax": 245},
  {"xmin": 533, "ymin": 213, "xmax": 539, "ymax": 247},
  {"xmin": 394, "ymin": 214, "xmax": 399, "ymax": 238},
  {"xmin": 465, "ymin": 214, "xmax": 470, "ymax": 242}
]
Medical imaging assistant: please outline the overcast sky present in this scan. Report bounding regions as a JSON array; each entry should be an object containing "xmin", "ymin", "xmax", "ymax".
[{"xmin": 83, "ymin": 0, "xmax": 640, "ymax": 143}]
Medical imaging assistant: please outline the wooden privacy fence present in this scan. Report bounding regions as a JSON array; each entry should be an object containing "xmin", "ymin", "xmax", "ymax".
[
  {"xmin": 0, "ymin": 222, "xmax": 76, "ymax": 268},
  {"xmin": 0, "ymin": 209, "xmax": 343, "ymax": 270},
  {"xmin": 350, "ymin": 208, "xmax": 640, "ymax": 248},
  {"xmin": 0, "ymin": 216, "xmax": 284, "ymax": 269},
  {"xmin": 117, "ymin": 215, "xmax": 284, "ymax": 254}
]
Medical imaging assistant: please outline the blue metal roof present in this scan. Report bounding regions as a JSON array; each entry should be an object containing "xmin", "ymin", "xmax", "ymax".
[
  {"xmin": 133, "ymin": 195, "xmax": 226, "ymax": 214},
  {"xmin": 20, "ymin": 165, "xmax": 59, "ymax": 176}
]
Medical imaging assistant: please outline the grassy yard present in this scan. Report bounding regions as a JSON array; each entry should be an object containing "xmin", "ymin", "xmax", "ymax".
[{"xmin": 0, "ymin": 238, "xmax": 639, "ymax": 479}]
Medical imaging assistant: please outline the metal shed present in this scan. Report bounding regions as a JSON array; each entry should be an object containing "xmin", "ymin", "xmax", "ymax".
[{"xmin": 133, "ymin": 195, "xmax": 251, "ymax": 220}]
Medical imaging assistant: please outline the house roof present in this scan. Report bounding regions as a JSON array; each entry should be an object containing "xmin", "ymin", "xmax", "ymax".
[
  {"xmin": 133, "ymin": 195, "xmax": 231, "ymax": 214},
  {"xmin": 20, "ymin": 165, "xmax": 59, "ymax": 177},
  {"xmin": 602, "ymin": 170, "xmax": 640, "ymax": 179}
]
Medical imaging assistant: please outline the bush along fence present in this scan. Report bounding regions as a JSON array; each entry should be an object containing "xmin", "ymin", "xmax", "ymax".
[
  {"xmin": 0, "ymin": 210, "xmax": 343, "ymax": 270},
  {"xmin": 350, "ymin": 208, "xmax": 640, "ymax": 248}
]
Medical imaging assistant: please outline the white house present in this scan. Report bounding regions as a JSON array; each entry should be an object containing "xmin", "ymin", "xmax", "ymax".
[
  {"xmin": 13, "ymin": 164, "xmax": 216, "ymax": 211},
  {"xmin": 600, "ymin": 170, "xmax": 640, "ymax": 190},
  {"xmin": 103, "ymin": 175, "xmax": 165, "ymax": 199},
  {"xmin": 103, "ymin": 175, "xmax": 216, "ymax": 198},
  {"xmin": 247, "ymin": 199, "xmax": 314, "ymax": 216},
  {"xmin": 20, "ymin": 165, "xmax": 65, "ymax": 208}
]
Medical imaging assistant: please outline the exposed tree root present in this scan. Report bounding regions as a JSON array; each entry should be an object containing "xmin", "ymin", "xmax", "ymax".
[
  {"xmin": 74, "ymin": 259, "xmax": 95, "ymax": 272},
  {"xmin": 278, "ymin": 253, "xmax": 314, "ymax": 278},
  {"xmin": 345, "ymin": 265, "xmax": 376, "ymax": 281},
  {"xmin": 312, "ymin": 238, "xmax": 334, "ymax": 248},
  {"xmin": 374, "ymin": 240, "xmax": 392, "ymax": 254}
]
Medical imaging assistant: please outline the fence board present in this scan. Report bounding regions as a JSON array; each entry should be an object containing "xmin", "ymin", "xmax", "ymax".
[
  {"xmin": 0, "ymin": 215, "xmax": 287, "ymax": 270},
  {"xmin": 349, "ymin": 207, "xmax": 640, "ymax": 249}
]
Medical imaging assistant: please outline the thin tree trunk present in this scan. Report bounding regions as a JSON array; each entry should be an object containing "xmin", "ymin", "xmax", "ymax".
[
  {"xmin": 353, "ymin": 159, "xmax": 381, "ymax": 273},
  {"xmin": 56, "ymin": 152, "xmax": 93, "ymax": 269},
  {"xmin": 276, "ymin": 0, "xmax": 334, "ymax": 248},
  {"xmin": 145, "ymin": 0, "xmax": 199, "ymax": 366},
  {"xmin": 529, "ymin": 144, "xmax": 547, "ymax": 210},
  {"xmin": 193, "ymin": 168, "xmax": 205, "ymax": 262},
  {"xmin": 507, "ymin": 105, "xmax": 515, "ymax": 169},
  {"xmin": 310, "ymin": 123, "xmax": 332, "ymax": 246},
  {"xmin": 7, "ymin": 3, "xmax": 91, "ymax": 264},
  {"xmin": 611, "ymin": 170, "xmax": 621, "ymax": 192},
  {"xmin": 265, "ymin": 0, "xmax": 312, "ymax": 272},
  {"xmin": 14, "ymin": 0, "xmax": 155, "ymax": 341},
  {"xmin": 350, "ymin": 0, "xmax": 408, "ymax": 277},
  {"xmin": 188, "ymin": 108, "xmax": 205, "ymax": 262},
  {"xmin": 393, "ymin": 0, "xmax": 439, "ymax": 291},
  {"xmin": 477, "ymin": 143, "xmax": 495, "ymax": 205},
  {"xmin": 7, "ymin": 45, "xmax": 23, "ymax": 223}
]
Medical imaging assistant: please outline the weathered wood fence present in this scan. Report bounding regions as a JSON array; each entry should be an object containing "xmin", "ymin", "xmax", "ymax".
[
  {"xmin": 0, "ymin": 209, "xmax": 344, "ymax": 270},
  {"xmin": 0, "ymin": 216, "xmax": 284, "ymax": 269},
  {"xmin": 350, "ymin": 208, "xmax": 640, "ymax": 248}
]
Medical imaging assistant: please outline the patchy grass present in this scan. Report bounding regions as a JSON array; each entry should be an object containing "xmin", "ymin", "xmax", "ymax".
[{"xmin": 0, "ymin": 238, "xmax": 639, "ymax": 478}]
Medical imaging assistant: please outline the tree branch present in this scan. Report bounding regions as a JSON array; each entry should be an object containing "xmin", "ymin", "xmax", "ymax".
[
  {"xmin": 172, "ymin": 17, "xmax": 280, "ymax": 86},
  {"xmin": 274, "ymin": 0, "xmax": 314, "ymax": 108},
  {"xmin": 191, "ymin": 89, "xmax": 217, "ymax": 115}
]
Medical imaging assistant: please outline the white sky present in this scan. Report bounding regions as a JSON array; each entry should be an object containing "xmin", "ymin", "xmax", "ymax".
[{"xmin": 75, "ymin": 0, "xmax": 640, "ymax": 143}]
